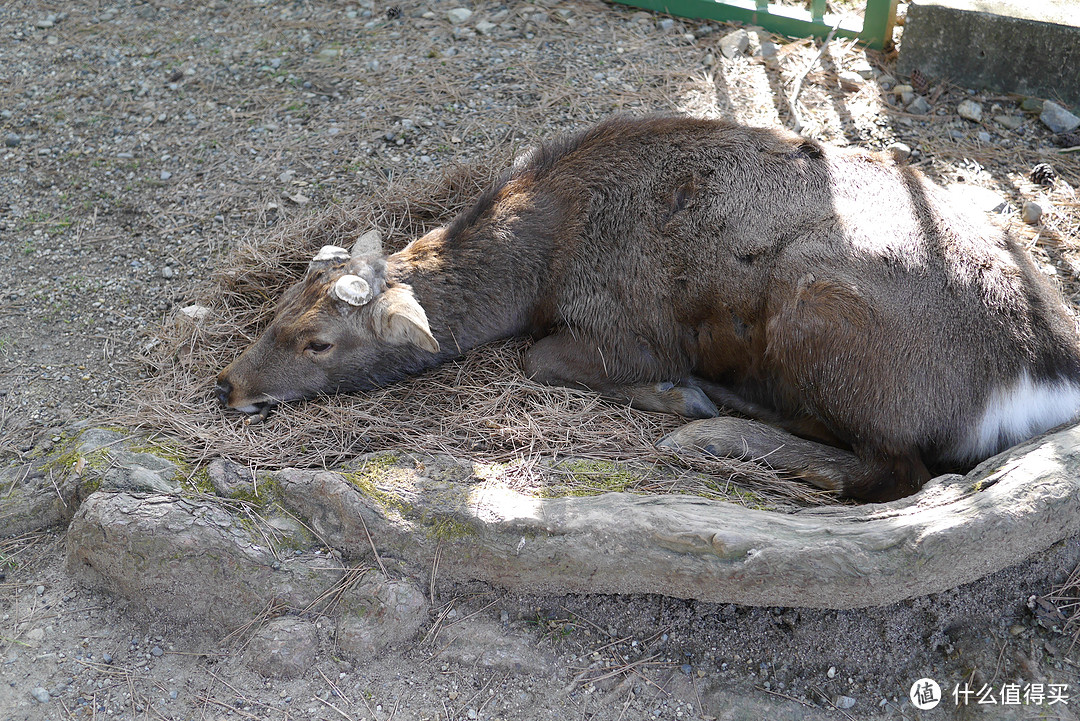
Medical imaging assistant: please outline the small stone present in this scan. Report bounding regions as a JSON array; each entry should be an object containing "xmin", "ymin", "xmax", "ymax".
[
  {"xmin": 837, "ymin": 70, "xmax": 864, "ymax": 90},
  {"xmin": 36, "ymin": 585, "xmax": 45, "ymax": 596},
  {"xmin": 657, "ymin": 18, "xmax": 674, "ymax": 32},
  {"xmin": 1020, "ymin": 97, "xmax": 1043, "ymax": 113},
  {"xmin": 446, "ymin": 8, "xmax": 472, "ymax": 24},
  {"xmin": 994, "ymin": 115, "xmax": 1023, "ymax": 130},
  {"xmin": 5, "ymin": 132, "xmax": 20, "ymax": 147},
  {"xmin": 159, "ymin": 170, "xmax": 172, "ymax": 180},
  {"xmin": 475, "ymin": 20, "xmax": 496, "ymax": 35},
  {"xmin": 102, "ymin": 653, "xmax": 113, "ymax": 664},
  {"xmin": 179, "ymin": 304, "xmax": 211, "ymax": 322},
  {"xmin": 758, "ymin": 41, "xmax": 778, "ymax": 59},
  {"xmin": 27, "ymin": 628, "xmax": 46, "ymax": 643},
  {"xmin": 718, "ymin": 29, "xmax": 749, "ymax": 58},
  {"xmin": 30, "ymin": 687, "xmax": 50, "ymax": 703},
  {"xmin": 907, "ymin": 96, "xmax": 931, "ymax": 115},
  {"xmin": 850, "ymin": 58, "xmax": 875, "ymax": 79},
  {"xmin": 36, "ymin": 18, "xmax": 54, "ymax": 28},
  {"xmin": 151, "ymin": 646, "xmax": 164, "ymax": 657},
  {"xmin": 1022, "ymin": 201, "xmax": 1043, "ymax": 225},
  {"xmin": 877, "ymin": 74, "xmax": 897, "ymax": 90},
  {"xmin": 1009, "ymin": 624, "xmax": 1026, "ymax": 635},
  {"xmin": 1040, "ymin": 101, "xmax": 1080, "ymax": 134},
  {"xmin": 827, "ymin": 666, "xmax": 837, "ymax": 678},
  {"xmin": 467, "ymin": 710, "xmax": 478, "ymax": 720},
  {"xmin": 278, "ymin": 169, "xmax": 295, "ymax": 183},
  {"xmin": 957, "ymin": 99, "xmax": 983, "ymax": 122},
  {"xmin": 317, "ymin": 47, "xmax": 341, "ymax": 61},
  {"xmin": 834, "ymin": 695, "xmax": 856, "ymax": 709},
  {"xmin": 887, "ymin": 142, "xmax": 911, "ymax": 161},
  {"xmin": 977, "ymin": 131, "xmax": 991, "ymax": 143}
]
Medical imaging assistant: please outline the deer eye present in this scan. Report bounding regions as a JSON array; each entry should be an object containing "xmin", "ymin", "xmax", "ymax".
[{"xmin": 306, "ymin": 341, "xmax": 333, "ymax": 354}]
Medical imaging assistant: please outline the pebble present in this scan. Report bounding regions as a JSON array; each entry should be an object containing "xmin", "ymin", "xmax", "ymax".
[
  {"xmin": 5, "ymin": 132, "xmax": 20, "ymax": 147},
  {"xmin": 1040, "ymin": 101, "xmax": 1080, "ymax": 134},
  {"xmin": 850, "ymin": 58, "xmax": 875, "ymax": 79},
  {"xmin": 827, "ymin": 666, "xmax": 837, "ymax": 678},
  {"xmin": 657, "ymin": 18, "xmax": 674, "ymax": 31},
  {"xmin": 887, "ymin": 142, "xmax": 911, "ymax": 161},
  {"xmin": 31, "ymin": 687, "xmax": 51, "ymax": 703},
  {"xmin": 475, "ymin": 20, "xmax": 496, "ymax": 35},
  {"xmin": 957, "ymin": 99, "xmax": 982, "ymax": 122},
  {"xmin": 467, "ymin": 709, "xmax": 478, "ymax": 719},
  {"xmin": 718, "ymin": 29, "xmax": 749, "ymax": 58},
  {"xmin": 102, "ymin": 653, "xmax": 113, "ymax": 664},
  {"xmin": 838, "ymin": 70, "xmax": 864, "ymax": 90},
  {"xmin": 446, "ymin": 8, "xmax": 473, "ymax": 25},
  {"xmin": 1022, "ymin": 201, "xmax": 1043, "ymax": 225},
  {"xmin": 159, "ymin": 170, "xmax": 172, "ymax": 180},
  {"xmin": 977, "ymin": 131, "xmax": 991, "ymax": 142},
  {"xmin": 994, "ymin": 115, "xmax": 1023, "ymax": 130},
  {"xmin": 151, "ymin": 645, "xmax": 164, "ymax": 656},
  {"xmin": 1020, "ymin": 97, "xmax": 1043, "ymax": 112},
  {"xmin": 907, "ymin": 96, "xmax": 931, "ymax": 115},
  {"xmin": 877, "ymin": 74, "xmax": 896, "ymax": 90},
  {"xmin": 36, "ymin": 585, "xmax": 45, "ymax": 596},
  {"xmin": 834, "ymin": 695, "xmax": 857, "ymax": 709},
  {"xmin": 758, "ymin": 40, "xmax": 778, "ymax": 58}
]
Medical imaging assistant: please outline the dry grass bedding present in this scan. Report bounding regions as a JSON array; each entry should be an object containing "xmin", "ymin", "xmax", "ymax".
[{"xmin": 130, "ymin": 162, "xmax": 831, "ymax": 508}]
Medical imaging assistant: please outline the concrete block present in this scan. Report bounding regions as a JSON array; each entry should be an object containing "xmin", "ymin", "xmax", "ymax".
[{"xmin": 898, "ymin": 0, "xmax": 1080, "ymax": 107}]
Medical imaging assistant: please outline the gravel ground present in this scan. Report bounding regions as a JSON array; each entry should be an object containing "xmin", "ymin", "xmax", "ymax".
[{"xmin": 3, "ymin": 0, "xmax": 1080, "ymax": 719}]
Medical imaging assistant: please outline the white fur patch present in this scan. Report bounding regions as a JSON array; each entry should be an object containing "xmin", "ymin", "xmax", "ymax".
[{"xmin": 956, "ymin": 371, "xmax": 1080, "ymax": 461}]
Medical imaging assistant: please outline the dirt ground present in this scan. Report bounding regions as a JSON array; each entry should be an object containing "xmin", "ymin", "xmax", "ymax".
[{"xmin": 3, "ymin": 0, "xmax": 1080, "ymax": 719}]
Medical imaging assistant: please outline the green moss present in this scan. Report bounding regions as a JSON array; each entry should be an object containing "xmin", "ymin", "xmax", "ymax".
[
  {"xmin": 183, "ymin": 466, "xmax": 216, "ymax": 495},
  {"xmin": 422, "ymin": 514, "xmax": 476, "ymax": 541},
  {"xmin": 539, "ymin": 459, "xmax": 643, "ymax": 498},
  {"xmin": 128, "ymin": 439, "xmax": 192, "ymax": 473},
  {"xmin": 342, "ymin": 454, "xmax": 408, "ymax": 513}
]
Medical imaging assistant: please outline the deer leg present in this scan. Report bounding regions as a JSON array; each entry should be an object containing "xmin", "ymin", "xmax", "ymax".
[
  {"xmin": 686, "ymin": 377, "xmax": 847, "ymax": 447},
  {"xmin": 524, "ymin": 332, "xmax": 719, "ymax": 419},
  {"xmin": 658, "ymin": 417, "xmax": 930, "ymax": 501}
]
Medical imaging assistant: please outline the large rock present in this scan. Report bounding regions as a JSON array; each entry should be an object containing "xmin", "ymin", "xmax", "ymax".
[
  {"xmin": 247, "ymin": 617, "xmax": 319, "ymax": 679},
  {"xmin": 66, "ymin": 492, "xmax": 337, "ymax": 629},
  {"xmin": 1, "ymin": 428, "xmax": 181, "ymax": 536},
  {"xmin": 335, "ymin": 577, "xmax": 428, "ymax": 659}
]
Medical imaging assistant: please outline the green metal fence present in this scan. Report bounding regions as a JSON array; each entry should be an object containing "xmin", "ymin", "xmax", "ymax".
[{"xmin": 610, "ymin": 0, "xmax": 899, "ymax": 49}]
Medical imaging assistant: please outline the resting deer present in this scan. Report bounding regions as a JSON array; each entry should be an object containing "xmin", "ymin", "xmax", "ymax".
[{"xmin": 216, "ymin": 115, "xmax": 1080, "ymax": 501}]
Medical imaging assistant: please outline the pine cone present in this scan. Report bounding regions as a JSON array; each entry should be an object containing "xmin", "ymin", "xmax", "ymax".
[
  {"xmin": 910, "ymin": 68, "xmax": 930, "ymax": 94},
  {"xmin": 1030, "ymin": 163, "xmax": 1057, "ymax": 187}
]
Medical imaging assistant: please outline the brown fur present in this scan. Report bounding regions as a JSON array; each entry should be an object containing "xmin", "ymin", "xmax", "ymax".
[{"xmin": 217, "ymin": 115, "xmax": 1080, "ymax": 501}]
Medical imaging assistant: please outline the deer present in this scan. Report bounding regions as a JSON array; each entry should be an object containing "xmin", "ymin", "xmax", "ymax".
[{"xmin": 216, "ymin": 115, "xmax": 1080, "ymax": 502}]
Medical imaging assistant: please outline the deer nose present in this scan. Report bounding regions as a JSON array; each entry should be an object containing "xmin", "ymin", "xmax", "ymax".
[{"xmin": 215, "ymin": 379, "xmax": 232, "ymax": 407}]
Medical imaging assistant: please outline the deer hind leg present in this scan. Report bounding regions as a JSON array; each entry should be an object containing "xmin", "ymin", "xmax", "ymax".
[
  {"xmin": 524, "ymin": 332, "xmax": 719, "ymax": 419},
  {"xmin": 658, "ymin": 417, "xmax": 930, "ymax": 501}
]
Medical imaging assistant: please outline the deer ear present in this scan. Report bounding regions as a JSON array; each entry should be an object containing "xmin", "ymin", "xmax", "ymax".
[{"xmin": 374, "ymin": 287, "xmax": 440, "ymax": 353}]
